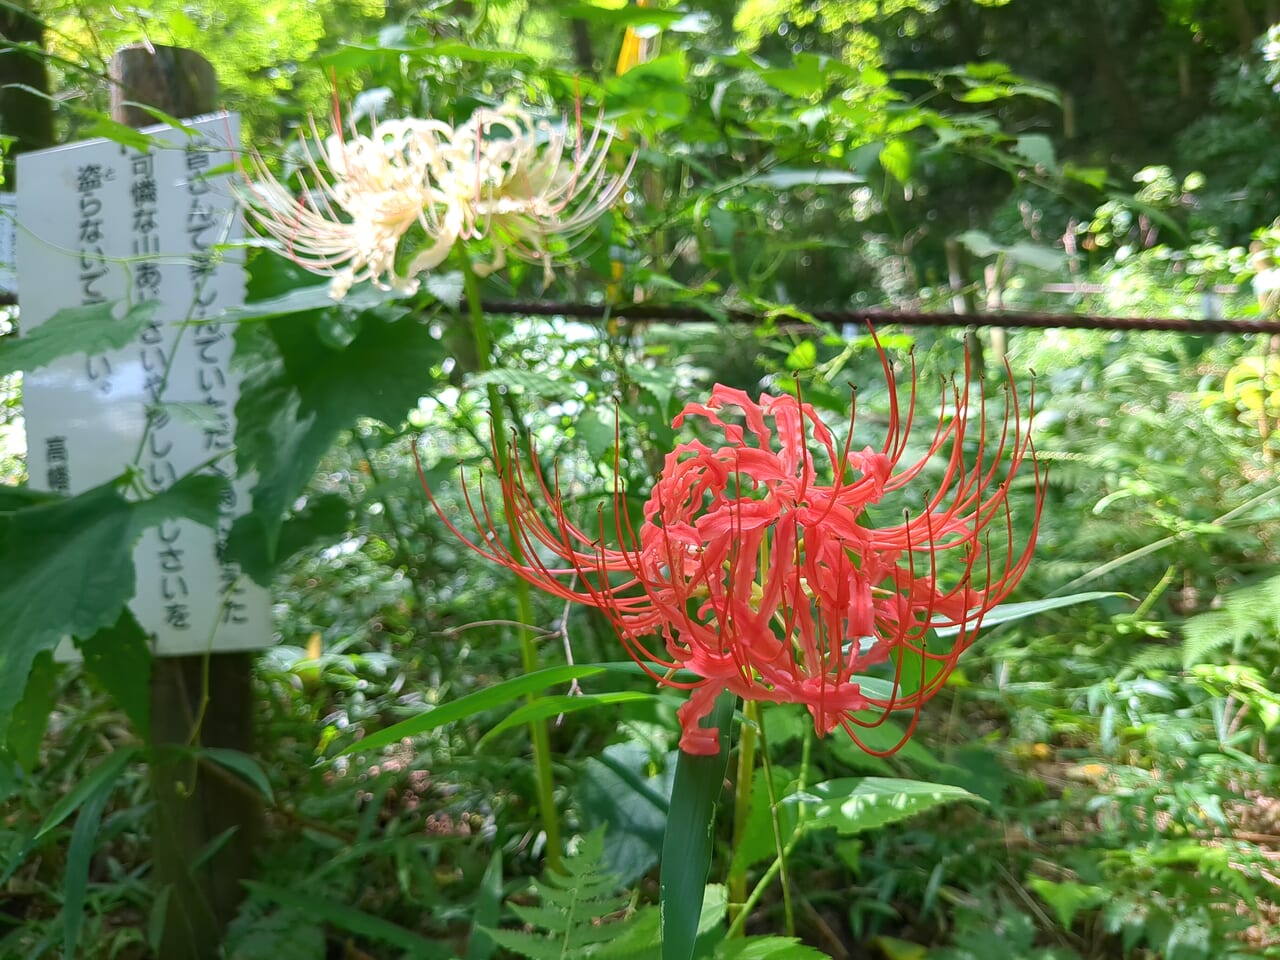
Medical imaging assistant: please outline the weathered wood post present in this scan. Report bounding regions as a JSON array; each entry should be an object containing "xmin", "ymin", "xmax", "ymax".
[{"xmin": 109, "ymin": 44, "xmax": 261, "ymax": 960}]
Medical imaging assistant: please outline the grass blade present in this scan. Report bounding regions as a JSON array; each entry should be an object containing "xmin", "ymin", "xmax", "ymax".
[{"xmin": 661, "ymin": 690, "xmax": 736, "ymax": 960}]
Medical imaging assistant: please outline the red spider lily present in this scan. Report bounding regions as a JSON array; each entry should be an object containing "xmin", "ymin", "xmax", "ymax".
[{"xmin": 419, "ymin": 335, "xmax": 1044, "ymax": 755}]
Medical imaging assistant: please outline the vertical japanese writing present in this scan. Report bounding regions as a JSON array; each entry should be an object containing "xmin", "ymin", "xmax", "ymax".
[
  {"xmin": 132, "ymin": 147, "xmax": 189, "ymax": 631},
  {"xmin": 76, "ymin": 163, "xmax": 114, "ymax": 394},
  {"xmin": 45, "ymin": 435, "xmax": 69, "ymax": 493},
  {"xmin": 186, "ymin": 140, "xmax": 246, "ymax": 626}
]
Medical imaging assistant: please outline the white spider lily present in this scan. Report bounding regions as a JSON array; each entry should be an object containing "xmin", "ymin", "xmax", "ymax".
[
  {"xmin": 242, "ymin": 117, "xmax": 462, "ymax": 299},
  {"xmin": 443, "ymin": 106, "xmax": 636, "ymax": 285},
  {"xmin": 242, "ymin": 105, "xmax": 632, "ymax": 298}
]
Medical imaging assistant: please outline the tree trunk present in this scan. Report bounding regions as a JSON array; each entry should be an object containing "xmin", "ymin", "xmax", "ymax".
[
  {"xmin": 1226, "ymin": 0, "xmax": 1257, "ymax": 52},
  {"xmin": 0, "ymin": 0, "xmax": 54, "ymax": 187}
]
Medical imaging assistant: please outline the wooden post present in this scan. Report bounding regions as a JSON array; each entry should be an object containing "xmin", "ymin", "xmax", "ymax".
[
  {"xmin": 109, "ymin": 44, "xmax": 262, "ymax": 960},
  {"xmin": 0, "ymin": 0, "xmax": 55, "ymax": 187}
]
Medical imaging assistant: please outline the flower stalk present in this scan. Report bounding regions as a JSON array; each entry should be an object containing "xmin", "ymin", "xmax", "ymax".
[{"xmin": 459, "ymin": 255, "xmax": 562, "ymax": 871}]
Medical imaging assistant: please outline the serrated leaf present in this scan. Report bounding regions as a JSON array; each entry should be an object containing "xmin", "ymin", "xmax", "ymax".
[
  {"xmin": 0, "ymin": 301, "xmax": 157, "ymax": 376},
  {"xmin": 0, "ymin": 474, "xmax": 224, "ymax": 743},
  {"xmin": 75, "ymin": 610, "xmax": 151, "ymax": 737},
  {"xmin": 797, "ymin": 777, "xmax": 982, "ymax": 835},
  {"xmin": 228, "ymin": 311, "xmax": 444, "ymax": 583},
  {"xmin": 7, "ymin": 651, "xmax": 57, "ymax": 772}
]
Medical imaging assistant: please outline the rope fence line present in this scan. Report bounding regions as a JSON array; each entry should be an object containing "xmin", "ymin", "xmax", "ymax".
[
  {"xmin": 481, "ymin": 300, "xmax": 1280, "ymax": 335},
  {"xmin": 3, "ymin": 290, "xmax": 1279, "ymax": 335}
]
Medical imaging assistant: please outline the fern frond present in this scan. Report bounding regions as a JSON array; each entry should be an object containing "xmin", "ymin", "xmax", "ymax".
[
  {"xmin": 1182, "ymin": 574, "xmax": 1280, "ymax": 669},
  {"xmin": 487, "ymin": 827, "xmax": 637, "ymax": 960},
  {"xmin": 1128, "ymin": 645, "xmax": 1181, "ymax": 673}
]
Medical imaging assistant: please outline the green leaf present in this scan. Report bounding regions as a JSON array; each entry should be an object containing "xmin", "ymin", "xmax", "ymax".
[
  {"xmin": 7, "ymin": 651, "xmax": 58, "ymax": 772},
  {"xmin": 199, "ymin": 747, "xmax": 274, "ymax": 803},
  {"xmin": 465, "ymin": 848, "xmax": 503, "ymax": 960},
  {"xmin": 0, "ymin": 475, "xmax": 225, "ymax": 743},
  {"xmin": 470, "ymin": 368, "xmax": 568, "ymax": 397},
  {"xmin": 715, "ymin": 937, "xmax": 829, "ymax": 959},
  {"xmin": 562, "ymin": 3, "xmax": 685, "ymax": 27},
  {"xmin": 338, "ymin": 664, "xmax": 614, "ymax": 756},
  {"xmin": 931, "ymin": 591, "xmax": 1121, "ymax": 637},
  {"xmin": 784, "ymin": 341, "xmax": 817, "ymax": 371},
  {"xmin": 62, "ymin": 761, "xmax": 117, "ymax": 957},
  {"xmin": 879, "ymin": 139, "xmax": 915, "ymax": 185},
  {"xmin": 798, "ymin": 777, "xmax": 982, "ymax": 835},
  {"xmin": 228, "ymin": 310, "xmax": 445, "ymax": 583},
  {"xmin": 746, "ymin": 169, "xmax": 863, "ymax": 189},
  {"xmin": 36, "ymin": 747, "xmax": 138, "ymax": 840},
  {"xmin": 243, "ymin": 881, "xmax": 449, "ymax": 958},
  {"xmin": 0, "ymin": 301, "xmax": 158, "ymax": 376},
  {"xmin": 661, "ymin": 691, "xmax": 735, "ymax": 960},
  {"xmin": 728, "ymin": 765, "xmax": 799, "ymax": 873},
  {"xmin": 76, "ymin": 608, "xmax": 152, "ymax": 740},
  {"xmin": 1012, "ymin": 133, "xmax": 1057, "ymax": 170},
  {"xmin": 578, "ymin": 742, "xmax": 675, "ymax": 887},
  {"xmin": 1027, "ymin": 877, "xmax": 1107, "ymax": 929},
  {"xmin": 480, "ymin": 692, "xmax": 673, "ymax": 745}
]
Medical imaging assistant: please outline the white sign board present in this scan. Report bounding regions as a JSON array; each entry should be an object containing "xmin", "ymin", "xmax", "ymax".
[
  {"xmin": 17, "ymin": 113, "xmax": 271, "ymax": 656},
  {"xmin": 0, "ymin": 193, "xmax": 15, "ymax": 296}
]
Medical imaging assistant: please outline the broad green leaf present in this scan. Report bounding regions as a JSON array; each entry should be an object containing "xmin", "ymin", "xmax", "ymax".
[
  {"xmin": 480, "ymin": 692, "xmax": 675, "ymax": 744},
  {"xmin": 879, "ymin": 139, "xmax": 915, "ymax": 185},
  {"xmin": 77, "ymin": 610, "xmax": 152, "ymax": 738},
  {"xmin": 578, "ymin": 742, "xmax": 676, "ymax": 886},
  {"xmin": 0, "ymin": 301, "xmax": 157, "ymax": 376},
  {"xmin": 797, "ymin": 777, "xmax": 982, "ymax": 835},
  {"xmin": 0, "ymin": 475, "xmax": 225, "ymax": 743},
  {"xmin": 1012, "ymin": 133, "xmax": 1057, "ymax": 170},
  {"xmin": 243, "ymin": 882, "xmax": 449, "ymax": 957},
  {"xmin": 36, "ymin": 746, "xmax": 139, "ymax": 839},
  {"xmin": 228, "ymin": 310, "xmax": 445, "ymax": 583},
  {"xmin": 661, "ymin": 692, "xmax": 735, "ymax": 960}
]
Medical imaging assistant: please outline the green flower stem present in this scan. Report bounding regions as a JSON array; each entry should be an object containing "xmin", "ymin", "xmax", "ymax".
[
  {"xmin": 460, "ymin": 256, "xmax": 562, "ymax": 872},
  {"xmin": 756, "ymin": 713, "xmax": 795, "ymax": 937},
  {"xmin": 724, "ymin": 717, "xmax": 813, "ymax": 942},
  {"xmin": 726, "ymin": 699, "xmax": 759, "ymax": 932}
]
